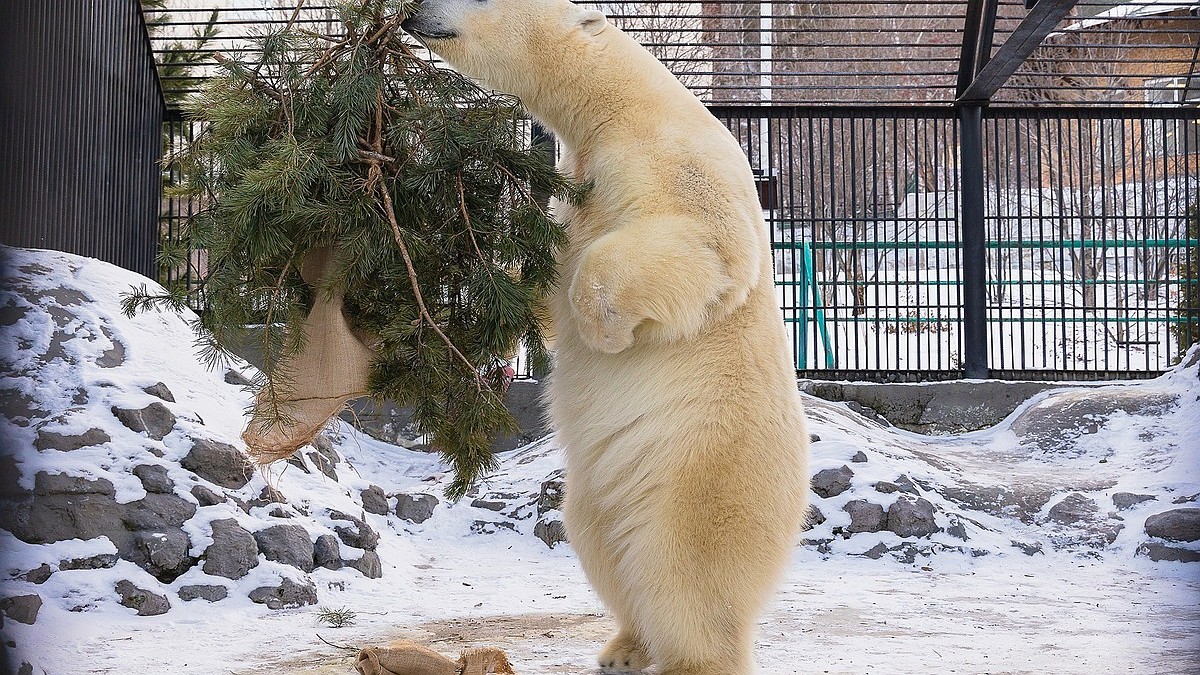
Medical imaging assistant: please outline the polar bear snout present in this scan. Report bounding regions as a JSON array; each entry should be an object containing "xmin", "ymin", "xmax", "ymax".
[{"xmin": 401, "ymin": 13, "xmax": 457, "ymax": 41}]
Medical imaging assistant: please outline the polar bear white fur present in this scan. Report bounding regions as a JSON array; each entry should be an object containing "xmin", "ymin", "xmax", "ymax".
[{"xmin": 403, "ymin": 2, "xmax": 811, "ymax": 673}]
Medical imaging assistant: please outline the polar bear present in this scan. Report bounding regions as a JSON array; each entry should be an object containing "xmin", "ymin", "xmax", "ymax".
[{"xmin": 403, "ymin": 2, "xmax": 811, "ymax": 673}]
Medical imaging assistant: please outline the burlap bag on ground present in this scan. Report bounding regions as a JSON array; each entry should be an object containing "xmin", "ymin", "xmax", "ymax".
[
  {"xmin": 354, "ymin": 639, "xmax": 515, "ymax": 675},
  {"xmin": 243, "ymin": 247, "xmax": 376, "ymax": 462}
]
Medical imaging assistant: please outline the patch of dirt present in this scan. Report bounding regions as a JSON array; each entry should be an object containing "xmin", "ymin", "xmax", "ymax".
[{"xmin": 232, "ymin": 613, "xmax": 612, "ymax": 675}]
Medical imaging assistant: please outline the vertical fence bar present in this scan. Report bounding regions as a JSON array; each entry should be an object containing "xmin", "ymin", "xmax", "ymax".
[{"xmin": 959, "ymin": 103, "xmax": 989, "ymax": 379}]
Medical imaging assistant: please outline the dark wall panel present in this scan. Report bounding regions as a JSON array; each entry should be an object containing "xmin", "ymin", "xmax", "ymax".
[{"xmin": 0, "ymin": 0, "xmax": 164, "ymax": 278}]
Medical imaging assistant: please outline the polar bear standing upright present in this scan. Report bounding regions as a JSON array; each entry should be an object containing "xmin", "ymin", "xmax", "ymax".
[{"xmin": 403, "ymin": 2, "xmax": 810, "ymax": 673}]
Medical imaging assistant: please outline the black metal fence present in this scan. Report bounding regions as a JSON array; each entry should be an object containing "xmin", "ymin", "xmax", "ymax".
[
  {"xmin": 715, "ymin": 104, "xmax": 1199, "ymax": 380},
  {"xmin": 0, "ymin": 0, "xmax": 164, "ymax": 278}
]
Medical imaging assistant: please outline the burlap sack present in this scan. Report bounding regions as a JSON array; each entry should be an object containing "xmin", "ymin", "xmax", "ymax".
[
  {"xmin": 354, "ymin": 639, "xmax": 515, "ymax": 675},
  {"xmin": 242, "ymin": 246, "xmax": 377, "ymax": 463}
]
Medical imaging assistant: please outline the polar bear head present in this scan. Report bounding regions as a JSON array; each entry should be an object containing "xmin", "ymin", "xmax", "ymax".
[{"xmin": 401, "ymin": 0, "xmax": 608, "ymax": 95}]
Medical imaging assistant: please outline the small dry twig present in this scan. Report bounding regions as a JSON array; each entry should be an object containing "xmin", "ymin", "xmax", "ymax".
[{"xmin": 316, "ymin": 632, "xmax": 360, "ymax": 652}]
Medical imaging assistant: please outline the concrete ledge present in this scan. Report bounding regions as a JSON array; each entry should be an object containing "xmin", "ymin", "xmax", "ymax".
[{"xmin": 798, "ymin": 379, "xmax": 1105, "ymax": 435}]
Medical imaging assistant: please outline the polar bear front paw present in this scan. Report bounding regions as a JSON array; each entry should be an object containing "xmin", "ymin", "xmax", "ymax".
[
  {"xmin": 598, "ymin": 631, "xmax": 651, "ymax": 672},
  {"xmin": 570, "ymin": 273, "xmax": 637, "ymax": 354}
]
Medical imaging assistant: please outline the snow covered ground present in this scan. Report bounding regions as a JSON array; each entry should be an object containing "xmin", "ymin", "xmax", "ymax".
[{"xmin": 1, "ymin": 245, "xmax": 1198, "ymax": 675}]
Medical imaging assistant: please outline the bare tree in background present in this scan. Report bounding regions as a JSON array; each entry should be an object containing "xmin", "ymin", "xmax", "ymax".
[
  {"xmin": 604, "ymin": 2, "xmax": 709, "ymax": 91},
  {"xmin": 1005, "ymin": 30, "xmax": 1134, "ymax": 314}
]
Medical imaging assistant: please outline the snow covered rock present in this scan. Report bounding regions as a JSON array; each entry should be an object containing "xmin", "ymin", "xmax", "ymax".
[
  {"xmin": 1144, "ymin": 508, "xmax": 1200, "ymax": 543},
  {"xmin": 0, "ymin": 594, "xmax": 41, "ymax": 625},
  {"xmin": 330, "ymin": 510, "xmax": 380, "ymax": 550},
  {"xmin": 248, "ymin": 577, "xmax": 318, "ymax": 609},
  {"xmin": 313, "ymin": 534, "xmax": 343, "ymax": 570},
  {"xmin": 253, "ymin": 524, "xmax": 316, "ymax": 572},
  {"xmin": 843, "ymin": 500, "xmax": 886, "ymax": 534},
  {"xmin": 886, "ymin": 496, "xmax": 939, "ymax": 538},
  {"xmin": 811, "ymin": 465, "xmax": 854, "ymax": 498},
  {"xmin": 114, "ymin": 580, "xmax": 170, "ymax": 616},
  {"xmin": 132, "ymin": 464, "xmax": 173, "ymax": 494},
  {"xmin": 534, "ymin": 518, "xmax": 567, "ymax": 548},
  {"xmin": 111, "ymin": 402, "xmax": 176, "ymax": 441},
  {"xmin": 33, "ymin": 427, "xmax": 109, "ymax": 452},
  {"xmin": 178, "ymin": 584, "xmax": 227, "ymax": 602},
  {"xmin": 181, "ymin": 438, "xmax": 253, "ymax": 489},
  {"xmin": 349, "ymin": 550, "xmax": 383, "ymax": 579},
  {"xmin": 360, "ymin": 485, "xmax": 390, "ymax": 515},
  {"xmin": 396, "ymin": 493, "xmax": 439, "ymax": 523},
  {"xmin": 1112, "ymin": 492, "xmax": 1156, "ymax": 510},
  {"xmin": 202, "ymin": 519, "xmax": 259, "ymax": 579}
]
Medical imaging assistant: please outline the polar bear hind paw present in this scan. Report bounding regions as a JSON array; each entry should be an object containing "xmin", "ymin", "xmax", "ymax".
[{"xmin": 597, "ymin": 632, "xmax": 652, "ymax": 672}]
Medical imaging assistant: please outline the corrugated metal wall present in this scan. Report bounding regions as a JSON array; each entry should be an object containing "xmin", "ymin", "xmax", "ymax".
[{"xmin": 0, "ymin": 0, "xmax": 165, "ymax": 278}]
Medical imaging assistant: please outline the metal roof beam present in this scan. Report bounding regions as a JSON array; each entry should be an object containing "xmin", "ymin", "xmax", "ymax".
[{"xmin": 958, "ymin": 0, "xmax": 1081, "ymax": 103}]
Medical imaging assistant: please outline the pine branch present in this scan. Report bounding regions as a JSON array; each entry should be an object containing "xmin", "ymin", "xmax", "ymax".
[
  {"xmin": 377, "ymin": 179, "xmax": 487, "ymax": 393},
  {"xmin": 213, "ymin": 52, "xmax": 284, "ymax": 101}
]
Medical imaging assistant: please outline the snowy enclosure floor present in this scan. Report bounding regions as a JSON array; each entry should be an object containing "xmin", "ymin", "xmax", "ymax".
[{"xmin": 37, "ymin": 547, "xmax": 1200, "ymax": 675}]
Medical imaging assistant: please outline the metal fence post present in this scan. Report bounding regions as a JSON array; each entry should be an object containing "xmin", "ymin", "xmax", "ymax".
[{"xmin": 958, "ymin": 103, "xmax": 989, "ymax": 379}]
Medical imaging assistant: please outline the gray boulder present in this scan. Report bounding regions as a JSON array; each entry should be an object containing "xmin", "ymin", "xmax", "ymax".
[
  {"xmin": 202, "ymin": 519, "xmax": 259, "ymax": 579},
  {"xmin": 182, "ymin": 439, "xmax": 253, "ymax": 489},
  {"xmin": 191, "ymin": 484, "xmax": 224, "ymax": 507},
  {"xmin": 946, "ymin": 515, "xmax": 970, "ymax": 540},
  {"xmin": 0, "ymin": 473, "xmax": 123, "ymax": 545},
  {"xmin": 349, "ymin": 551, "xmax": 383, "ymax": 579},
  {"xmin": 20, "ymin": 564, "xmax": 51, "ymax": 584},
  {"xmin": 0, "ymin": 595, "xmax": 41, "ymax": 625},
  {"xmin": 471, "ymin": 498, "xmax": 506, "ymax": 512},
  {"xmin": 887, "ymin": 496, "xmax": 939, "ymax": 538},
  {"xmin": 111, "ymin": 402, "xmax": 176, "ymax": 440},
  {"xmin": 1047, "ymin": 493, "xmax": 1099, "ymax": 525},
  {"xmin": 843, "ymin": 500, "xmax": 887, "ymax": 534},
  {"xmin": 330, "ymin": 511, "xmax": 379, "ymax": 550},
  {"xmin": 247, "ymin": 486, "xmax": 286, "ymax": 509},
  {"xmin": 132, "ymin": 464, "xmax": 173, "ymax": 494},
  {"xmin": 313, "ymin": 534, "xmax": 343, "ymax": 570},
  {"xmin": 141, "ymin": 382, "xmax": 175, "ymax": 403},
  {"xmin": 1137, "ymin": 542, "xmax": 1200, "ymax": 563},
  {"xmin": 805, "ymin": 505, "xmax": 826, "ymax": 529},
  {"xmin": 892, "ymin": 475, "xmax": 921, "ymax": 495},
  {"xmin": 1112, "ymin": 492, "xmax": 1156, "ymax": 510},
  {"xmin": 306, "ymin": 451, "xmax": 338, "ymax": 480},
  {"xmin": 248, "ymin": 578, "xmax": 318, "ymax": 610},
  {"xmin": 534, "ymin": 518, "xmax": 567, "ymax": 548},
  {"xmin": 224, "ymin": 369, "xmax": 251, "ymax": 386},
  {"xmin": 811, "ymin": 465, "xmax": 854, "ymax": 498},
  {"xmin": 360, "ymin": 485, "xmax": 389, "ymax": 516},
  {"xmin": 178, "ymin": 585, "xmax": 228, "ymax": 602},
  {"xmin": 60, "ymin": 553, "xmax": 118, "ymax": 571},
  {"xmin": 850, "ymin": 451, "xmax": 868, "ymax": 463},
  {"xmin": 395, "ymin": 493, "xmax": 438, "ymax": 524},
  {"xmin": 34, "ymin": 427, "xmax": 110, "ymax": 452},
  {"xmin": 253, "ymin": 524, "xmax": 315, "ymax": 572},
  {"xmin": 1, "ymin": 472, "xmax": 198, "ymax": 583},
  {"xmin": 133, "ymin": 530, "xmax": 193, "ymax": 582},
  {"xmin": 538, "ymin": 472, "xmax": 565, "ymax": 516},
  {"xmin": 115, "ymin": 580, "xmax": 170, "ymax": 616},
  {"xmin": 1144, "ymin": 509, "xmax": 1200, "ymax": 543}
]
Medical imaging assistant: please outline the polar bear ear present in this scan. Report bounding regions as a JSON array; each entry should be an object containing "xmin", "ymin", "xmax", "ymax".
[{"xmin": 577, "ymin": 9, "xmax": 607, "ymax": 35}]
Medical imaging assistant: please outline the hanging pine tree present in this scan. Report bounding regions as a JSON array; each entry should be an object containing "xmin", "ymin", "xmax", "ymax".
[{"xmin": 125, "ymin": 0, "xmax": 578, "ymax": 499}]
